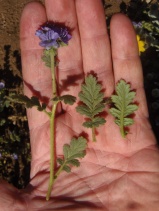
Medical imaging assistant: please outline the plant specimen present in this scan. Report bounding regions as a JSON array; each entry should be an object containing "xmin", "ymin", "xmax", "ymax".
[
  {"xmin": 10, "ymin": 22, "xmax": 87, "ymax": 201},
  {"xmin": 109, "ymin": 80, "xmax": 138, "ymax": 138},
  {"xmin": 35, "ymin": 23, "xmax": 87, "ymax": 200},
  {"xmin": 57, "ymin": 137, "xmax": 87, "ymax": 175},
  {"xmin": 76, "ymin": 75, "xmax": 106, "ymax": 142}
]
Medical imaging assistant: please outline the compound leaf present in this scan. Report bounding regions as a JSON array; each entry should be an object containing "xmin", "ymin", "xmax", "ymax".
[
  {"xmin": 109, "ymin": 80, "xmax": 138, "ymax": 138},
  {"xmin": 77, "ymin": 75, "xmax": 105, "ymax": 117},
  {"xmin": 57, "ymin": 136, "xmax": 87, "ymax": 174},
  {"xmin": 64, "ymin": 137, "xmax": 87, "ymax": 160},
  {"xmin": 11, "ymin": 94, "xmax": 46, "ymax": 112},
  {"xmin": 76, "ymin": 75, "xmax": 106, "ymax": 141}
]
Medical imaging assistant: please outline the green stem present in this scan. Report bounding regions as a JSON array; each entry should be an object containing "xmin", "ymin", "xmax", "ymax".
[
  {"xmin": 50, "ymin": 49, "xmax": 57, "ymax": 98},
  {"xmin": 46, "ymin": 102, "xmax": 58, "ymax": 201},
  {"xmin": 43, "ymin": 109, "xmax": 51, "ymax": 118},
  {"xmin": 46, "ymin": 49, "xmax": 58, "ymax": 201},
  {"xmin": 92, "ymin": 127, "xmax": 96, "ymax": 142},
  {"xmin": 120, "ymin": 125, "xmax": 125, "ymax": 138},
  {"xmin": 120, "ymin": 105, "xmax": 125, "ymax": 138},
  {"xmin": 55, "ymin": 161, "xmax": 66, "ymax": 179}
]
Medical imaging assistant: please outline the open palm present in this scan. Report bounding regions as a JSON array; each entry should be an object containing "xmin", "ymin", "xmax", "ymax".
[{"xmin": 1, "ymin": 1, "xmax": 159, "ymax": 210}]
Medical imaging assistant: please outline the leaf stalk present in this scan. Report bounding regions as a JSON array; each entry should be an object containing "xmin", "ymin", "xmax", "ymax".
[
  {"xmin": 92, "ymin": 127, "xmax": 96, "ymax": 142},
  {"xmin": 55, "ymin": 161, "xmax": 66, "ymax": 179}
]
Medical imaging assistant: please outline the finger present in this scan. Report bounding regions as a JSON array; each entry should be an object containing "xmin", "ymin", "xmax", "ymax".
[
  {"xmin": 20, "ymin": 2, "xmax": 50, "ymax": 130},
  {"xmin": 110, "ymin": 14, "xmax": 148, "ymax": 118},
  {"xmin": 75, "ymin": 0, "xmax": 114, "ymax": 96},
  {"xmin": 45, "ymin": 0, "xmax": 83, "ymax": 97}
]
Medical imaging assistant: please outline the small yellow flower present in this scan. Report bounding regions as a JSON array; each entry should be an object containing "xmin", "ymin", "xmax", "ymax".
[{"xmin": 137, "ymin": 35, "xmax": 146, "ymax": 55}]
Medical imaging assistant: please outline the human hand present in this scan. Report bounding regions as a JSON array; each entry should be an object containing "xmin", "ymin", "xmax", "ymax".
[{"xmin": 1, "ymin": 0, "xmax": 159, "ymax": 210}]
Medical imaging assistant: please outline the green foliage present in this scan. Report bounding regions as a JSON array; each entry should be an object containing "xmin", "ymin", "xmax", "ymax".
[
  {"xmin": 0, "ymin": 87, "xmax": 10, "ymax": 112},
  {"xmin": 0, "ymin": 119, "xmax": 6, "ymax": 126},
  {"xmin": 76, "ymin": 75, "xmax": 106, "ymax": 141},
  {"xmin": 133, "ymin": 2, "xmax": 159, "ymax": 50},
  {"xmin": 42, "ymin": 49, "xmax": 51, "ymax": 67},
  {"xmin": 11, "ymin": 95, "xmax": 46, "ymax": 112},
  {"xmin": 147, "ymin": 3, "xmax": 159, "ymax": 49},
  {"xmin": 42, "ymin": 49, "xmax": 58, "ymax": 67},
  {"xmin": 109, "ymin": 80, "xmax": 138, "ymax": 138},
  {"xmin": 0, "ymin": 46, "xmax": 30, "ymax": 189},
  {"xmin": 53, "ymin": 95, "xmax": 76, "ymax": 105},
  {"xmin": 8, "ymin": 130, "xmax": 20, "ymax": 142},
  {"xmin": 57, "ymin": 136, "xmax": 87, "ymax": 173}
]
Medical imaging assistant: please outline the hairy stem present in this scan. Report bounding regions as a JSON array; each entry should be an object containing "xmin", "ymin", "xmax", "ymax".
[
  {"xmin": 46, "ymin": 102, "xmax": 58, "ymax": 201},
  {"xmin": 50, "ymin": 49, "xmax": 57, "ymax": 98},
  {"xmin": 46, "ymin": 49, "xmax": 58, "ymax": 201},
  {"xmin": 120, "ymin": 111, "xmax": 125, "ymax": 138}
]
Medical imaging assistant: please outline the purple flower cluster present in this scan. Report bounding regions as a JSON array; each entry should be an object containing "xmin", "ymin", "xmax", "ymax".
[{"xmin": 35, "ymin": 22, "xmax": 72, "ymax": 50}]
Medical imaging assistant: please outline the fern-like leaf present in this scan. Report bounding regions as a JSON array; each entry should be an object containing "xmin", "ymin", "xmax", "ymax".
[
  {"xmin": 11, "ymin": 94, "xmax": 46, "ymax": 111},
  {"xmin": 109, "ymin": 80, "xmax": 138, "ymax": 138},
  {"xmin": 53, "ymin": 95, "xmax": 76, "ymax": 105},
  {"xmin": 56, "ymin": 137, "xmax": 87, "ymax": 174},
  {"xmin": 76, "ymin": 75, "xmax": 106, "ymax": 142}
]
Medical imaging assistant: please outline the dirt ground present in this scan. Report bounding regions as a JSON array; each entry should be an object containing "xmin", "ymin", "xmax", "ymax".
[{"xmin": 0, "ymin": 0, "xmax": 42, "ymax": 73}]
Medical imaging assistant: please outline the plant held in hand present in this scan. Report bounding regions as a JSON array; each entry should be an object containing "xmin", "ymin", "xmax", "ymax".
[
  {"xmin": 7, "ymin": 22, "xmax": 139, "ymax": 202},
  {"xmin": 10, "ymin": 22, "xmax": 87, "ymax": 201},
  {"xmin": 36, "ymin": 23, "xmax": 87, "ymax": 201}
]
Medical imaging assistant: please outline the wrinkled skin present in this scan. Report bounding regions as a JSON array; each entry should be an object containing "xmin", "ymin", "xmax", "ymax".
[{"xmin": 1, "ymin": 1, "xmax": 159, "ymax": 210}]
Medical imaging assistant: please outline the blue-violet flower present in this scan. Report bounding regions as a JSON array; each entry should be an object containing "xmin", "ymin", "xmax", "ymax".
[
  {"xmin": 12, "ymin": 153, "xmax": 18, "ymax": 160},
  {"xmin": 35, "ymin": 22, "xmax": 72, "ymax": 50},
  {"xmin": 132, "ymin": 22, "xmax": 142, "ymax": 28},
  {"xmin": 0, "ymin": 82, "xmax": 5, "ymax": 90}
]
